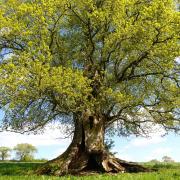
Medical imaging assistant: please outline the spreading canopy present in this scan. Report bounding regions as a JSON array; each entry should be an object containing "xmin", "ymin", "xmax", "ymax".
[{"xmin": 0, "ymin": 0, "xmax": 179, "ymax": 136}]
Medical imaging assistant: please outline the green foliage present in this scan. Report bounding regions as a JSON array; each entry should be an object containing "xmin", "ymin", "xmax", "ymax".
[
  {"xmin": 0, "ymin": 147, "xmax": 11, "ymax": 161},
  {"xmin": 0, "ymin": 0, "xmax": 179, "ymax": 136},
  {"xmin": 13, "ymin": 144, "xmax": 37, "ymax": 161}
]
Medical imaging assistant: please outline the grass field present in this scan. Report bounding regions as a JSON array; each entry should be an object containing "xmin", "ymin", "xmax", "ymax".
[{"xmin": 0, "ymin": 162, "xmax": 180, "ymax": 179}]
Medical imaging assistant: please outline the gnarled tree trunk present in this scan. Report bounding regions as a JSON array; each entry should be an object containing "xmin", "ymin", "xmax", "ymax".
[{"xmin": 37, "ymin": 112, "xmax": 150, "ymax": 176}]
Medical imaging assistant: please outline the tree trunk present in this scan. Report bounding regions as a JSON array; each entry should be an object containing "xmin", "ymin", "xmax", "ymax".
[
  {"xmin": 37, "ymin": 112, "xmax": 150, "ymax": 176},
  {"xmin": 2, "ymin": 153, "xmax": 4, "ymax": 161}
]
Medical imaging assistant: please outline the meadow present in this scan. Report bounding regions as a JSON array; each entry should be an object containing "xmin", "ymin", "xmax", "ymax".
[{"xmin": 0, "ymin": 162, "xmax": 180, "ymax": 180}]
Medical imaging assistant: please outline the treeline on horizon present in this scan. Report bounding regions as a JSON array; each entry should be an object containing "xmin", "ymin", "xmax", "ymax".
[{"xmin": 0, "ymin": 143, "xmax": 47, "ymax": 162}]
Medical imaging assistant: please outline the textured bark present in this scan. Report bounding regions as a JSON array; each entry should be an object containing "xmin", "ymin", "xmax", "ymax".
[{"xmin": 37, "ymin": 113, "xmax": 151, "ymax": 176}]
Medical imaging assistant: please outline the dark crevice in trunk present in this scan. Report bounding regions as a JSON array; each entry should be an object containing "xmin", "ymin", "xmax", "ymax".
[
  {"xmin": 89, "ymin": 116, "xmax": 94, "ymax": 129},
  {"xmin": 85, "ymin": 153, "xmax": 104, "ymax": 172},
  {"xmin": 80, "ymin": 122, "xmax": 86, "ymax": 151}
]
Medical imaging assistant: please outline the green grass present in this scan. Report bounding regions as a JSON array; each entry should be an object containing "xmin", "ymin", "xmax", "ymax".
[
  {"xmin": 0, "ymin": 162, "xmax": 180, "ymax": 179},
  {"xmin": 0, "ymin": 162, "xmax": 42, "ymax": 176},
  {"xmin": 143, "ymin": 162, "xmax": 180, "ymax": 169}
]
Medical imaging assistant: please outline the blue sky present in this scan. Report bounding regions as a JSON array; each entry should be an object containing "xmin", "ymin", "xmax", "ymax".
[
  {"xmin": 113, "ymin": 134, "xmax": 180, "ymax": 162},
  {"xmin": 0, "ymin": 111, "xmax": 180, "ymax": 162}
]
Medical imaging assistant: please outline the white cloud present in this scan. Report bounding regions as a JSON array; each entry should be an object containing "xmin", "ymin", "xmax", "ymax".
[
  {"xmin": 0, "ymin": 126, "xmax": 71, "ymax": 148},
  {"xmin": 124, "ymin": 126, "xmax": 166, "ymax": 149},
  {"xmin": 152, "ymin": 147, "xmax": 172, "ymax": 156},
  {"xmin": 145, "ymin": 147, "xmax": 172, "ymax": 161},
  {"xmin": 175, "ymin": 57, "xmax": 180, "ymax": 64},
  {"xmin": 130, "ymin": 136, "xmax": 166, "ymax": 147},
  {"xmin": 116, "ymin": 153, "xmax": 134, "ymax": 162}
]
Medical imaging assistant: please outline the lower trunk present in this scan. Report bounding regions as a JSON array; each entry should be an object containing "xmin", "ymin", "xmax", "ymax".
[{"xmin": 37, "ymin": 113, "xmax": 150, "ymax": 176}]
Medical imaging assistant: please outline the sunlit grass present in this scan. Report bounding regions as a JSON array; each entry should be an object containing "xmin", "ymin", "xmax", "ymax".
[{"xmin": 0, "ymin": 162, "xmax": 180, "ymax": 180}]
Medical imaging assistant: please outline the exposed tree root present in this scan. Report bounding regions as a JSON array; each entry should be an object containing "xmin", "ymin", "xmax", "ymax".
[{"xmin": 37, "ymin": 150, "xmax": 151, "ymax": 176}]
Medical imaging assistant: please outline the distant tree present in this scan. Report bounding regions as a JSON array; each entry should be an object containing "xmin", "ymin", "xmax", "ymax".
[
  {"xmin": 149, "ymin": 159, "xmax": 160, "ymax": 163},
  {"xmin": 14, "ymin": 143, "xmax": 37, "ymax": 161},
  {"xmin": 162, "ymin": 156, "xmax": 175, "ymax": 163},
  {"xmin": 0, "ymin": 146, "xmax": 11, "ymax": 161}
]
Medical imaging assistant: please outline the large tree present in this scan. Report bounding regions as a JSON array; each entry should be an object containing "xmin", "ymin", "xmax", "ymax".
[{"xmin": 0, "ymin": 0, "xmax": 179, "ymax": 175}]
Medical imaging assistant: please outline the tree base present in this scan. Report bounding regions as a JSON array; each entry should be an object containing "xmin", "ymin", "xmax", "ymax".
[
  {"xmin": 37, "ymin": 117, "xmax": 151, "ymax": 176},
  {"xmin": 37, "ymin": 150, "xmax": 151, "ymax": 176}
]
